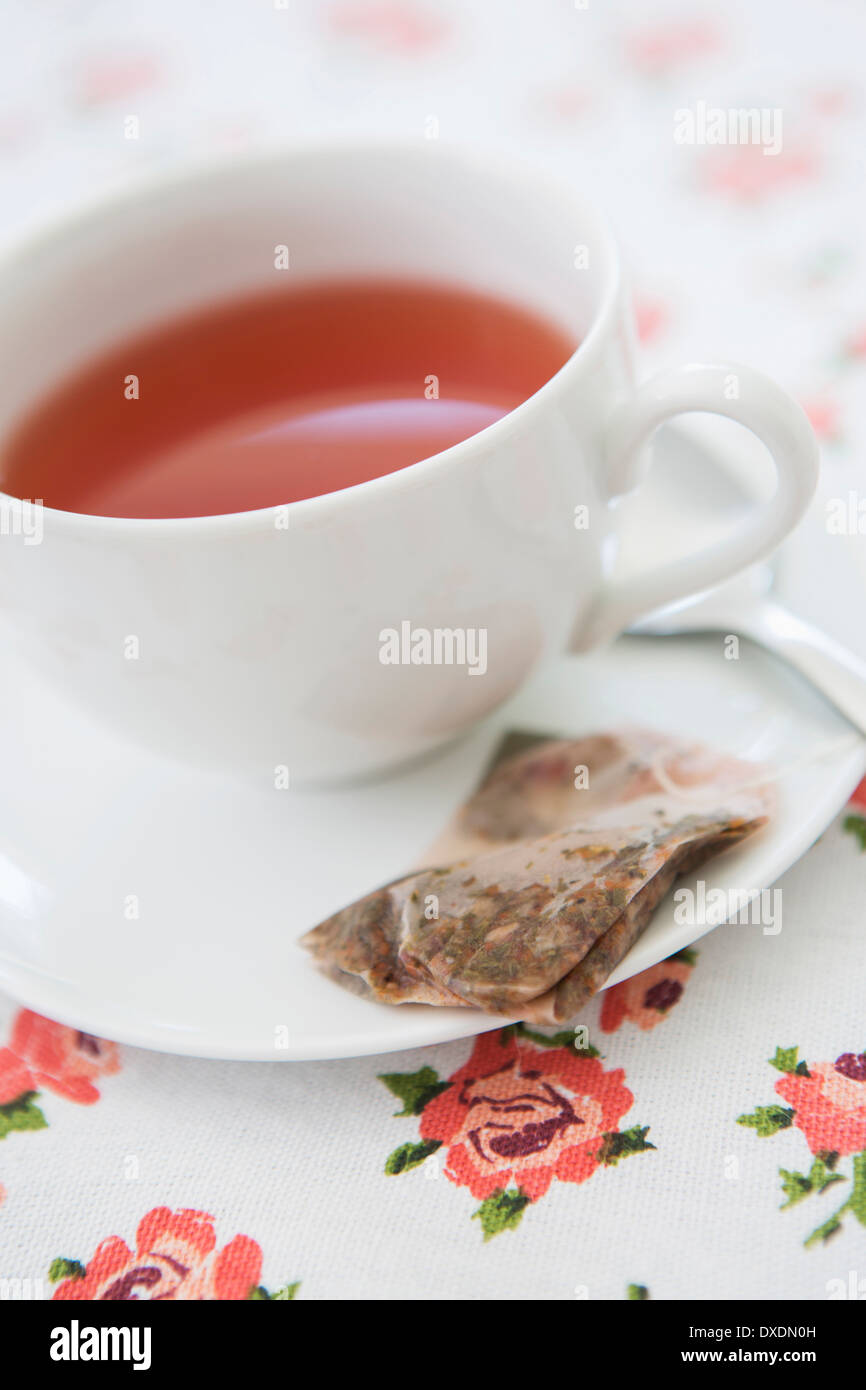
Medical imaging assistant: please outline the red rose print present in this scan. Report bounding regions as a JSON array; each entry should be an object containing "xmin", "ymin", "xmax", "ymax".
[
  {"xmin": 740, "ymin": 1044, "xmax": 866, "ymax": 1246},
  {"xmin": 844, "ymin": 328, "xmax": 866, "ymax": 361},
  {"xmin": 0, "ymin": 1046, "xmax": 35, "ymax": 1105},
  {"xmin": 625, "ymin": 21, "xmax": 720, "ymax": 77},
  {"xmin": 633, "ymin": 297, "xmax": 669, "ymax": 346},
  {"xmin": 800, "ymin": 396, "xmax": 840, "ymax": 443},
  {"xmin": 775, "ymin": 1056, "xmax": 866, "ymax": 1158},
  {"xmin": 419, "ymin": 1031, "xmax": 633, "ymax": 1203},
  {"xmin": 0, "ymin": 114, "xmax": 37, "ymax": 154},
  {"xmin": 76, "ymin": 54, "xmax": 164, "ymax": 107},
  {"xmin": 848, "ymin": 777, "xmax": 866, "ymax": 812},
  {"xmin": 810, "ymin": 88, "xmax": 851, "ymax": 118},
  {"xmin": 700, "ymin": 143, "xmax": 819, "ymax": 203},
  {"xmin": 4, "ymin": 1009, "xmax": 119, "ymax": 1105},
  {"xmin": 529, "ymin": 84, "xmax": 591, "ymax": 125},
  {"xmin": 328, "ymin": 2, "xmax": 448, "ymax": 54},
  {"xmin": 52, "ymin": 1207, "xmax": 263, "ymax": 1301},
  {"xmin": 601, "ymin": 956, "xmax": 693, "ymax": 1033}
]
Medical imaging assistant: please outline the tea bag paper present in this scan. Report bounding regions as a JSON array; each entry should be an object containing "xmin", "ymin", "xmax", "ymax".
[{"xmin": 302, "ymin": 730, "xmax": 772, "ymax": 1023}]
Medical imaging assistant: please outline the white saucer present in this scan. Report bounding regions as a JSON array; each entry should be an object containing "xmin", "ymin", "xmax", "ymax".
[{"xmin": 1, "ymin": 428, "xmax": 864, "ymax": 1060}]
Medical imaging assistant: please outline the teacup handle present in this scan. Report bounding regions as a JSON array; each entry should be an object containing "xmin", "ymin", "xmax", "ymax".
[{"xmin": 576, "ymin": 362, "xmax": 819, "ymax": 649}]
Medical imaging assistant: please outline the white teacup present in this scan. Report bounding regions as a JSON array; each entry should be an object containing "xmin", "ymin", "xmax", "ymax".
[{"xmin": 0, "ymin": 142, "xmax": 817, "ymax": 782}]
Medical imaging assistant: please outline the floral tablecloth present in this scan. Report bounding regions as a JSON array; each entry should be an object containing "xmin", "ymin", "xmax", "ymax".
[{"xmin": 2, "ymin": 0, "xmax": 866, "ymax": 1302}]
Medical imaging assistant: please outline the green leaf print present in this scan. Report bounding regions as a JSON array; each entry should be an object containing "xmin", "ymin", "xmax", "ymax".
[
  {"xmin": 598, "ymin": 1125, "xmax": 656, "ymax": 1166},
  {"xmin": 48, "ymin": 1258, "xmax": 85, "ymax": 1284},
  {"xmin": 384, "ymin": 1139, "xmax": 442, "ymax": 1176},
  {"xmin": 471, "ymin": 1188, "xmax": 530, "ymax": 1241},
  {"xmin": 779, "ymin": 1155, "xmax": 843, "ymax": 1209},
  {"xmin": 842, "ymin": 813, "xmax": 866, "ymax": 851},
  {"xmin": 736, "ymin": 1105, "xmax": 795, "ymax": 1137},
  {"xmin": 769, "ymin": 1046, "xmax": 809, "ymax": 1077},
  {"xmin": 248, "ymin": 1281, "xmax": 301, "ymax": 1300},
  {"xmin": 378, "ymin": 1066, "xmax": 451, "ymax": 1116},
  {"xmin": 503, "ymin": 1022, "xmax": 600, "ymax": 1056},
  {"xmin": 0, "ymin": 1091, "xmax": 47, "ymax": 1140}
]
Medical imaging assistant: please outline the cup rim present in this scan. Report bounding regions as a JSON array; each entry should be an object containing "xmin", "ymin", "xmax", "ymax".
[{"xmin": 0, "ymin": 137, "xmax": 622, "ymax": 535}]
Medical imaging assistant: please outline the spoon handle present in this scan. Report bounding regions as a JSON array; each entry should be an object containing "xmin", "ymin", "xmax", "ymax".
[{"xmin": 741, "ymin": 600, "xmax": 866, "ymax": 738}]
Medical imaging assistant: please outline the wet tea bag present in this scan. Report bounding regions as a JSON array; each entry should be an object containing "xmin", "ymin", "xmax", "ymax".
[{"xmin": 301, "ymin": 730, "xmax": 772, "ymax": 1022}]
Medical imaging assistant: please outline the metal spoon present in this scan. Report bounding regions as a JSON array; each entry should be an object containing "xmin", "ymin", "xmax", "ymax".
[{"xmin": 629, "ymin": 564, "xmax": 866, "ymax": 737}]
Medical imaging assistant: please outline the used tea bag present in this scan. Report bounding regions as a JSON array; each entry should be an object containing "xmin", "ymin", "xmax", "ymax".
[{"xmin": 302, "ymin": 730, "xmax": 772, "ymax": 1022}]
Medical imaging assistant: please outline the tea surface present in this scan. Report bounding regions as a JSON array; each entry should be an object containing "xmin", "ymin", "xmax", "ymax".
[{"xmin": 1, "ymin": 279, "xmax": 574, "ymax": 517}]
